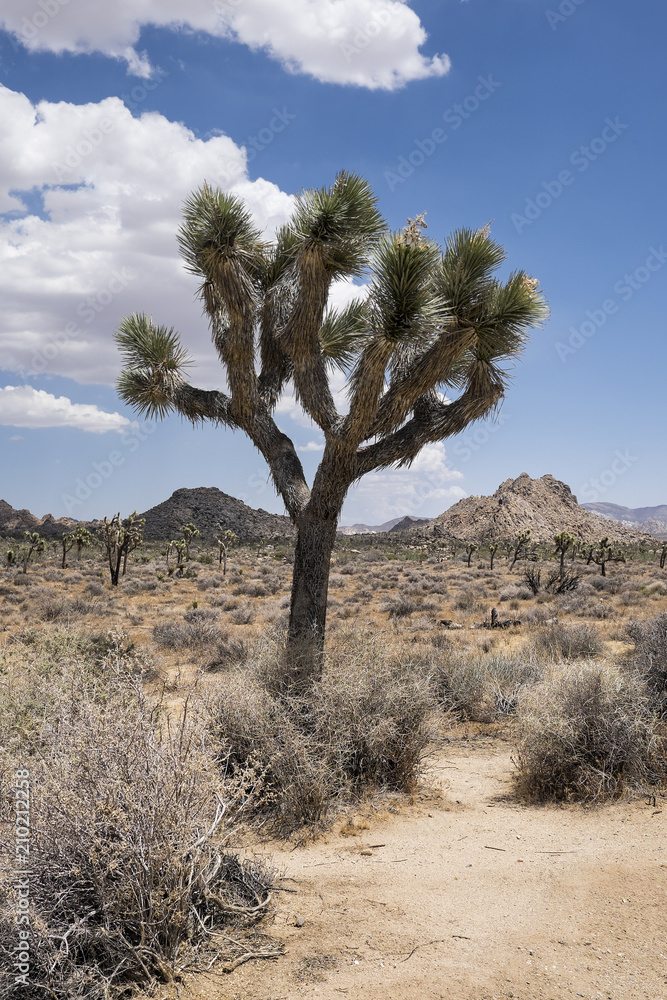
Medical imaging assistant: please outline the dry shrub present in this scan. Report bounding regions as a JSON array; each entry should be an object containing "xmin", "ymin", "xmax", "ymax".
[
  {"xmin": 0, "ymin": 634, "xmax": 273, "ymax": 999},
  {"xmin": 627, "ymin": 611, "xmax": 667, "ymax": 715},
  {"xmin": 532, "ymin": 621, "xmax": 603, "ymax": 660},
  {"xmin": 152, "ymin": 615, "xmax": 222, "ymax": 650},
  {"xmin": 209, "ymin": 629, "xmax": 435, "ymax": 832},
  {"xmin": 229, "ymin": 602, "xmax": 255, "ymax": 625},
  {"xmin": 232, "ymin": 582, "xmax": 271, "ymax": 597},
  {"xmin": 382, "ymin": 597, "xmax": 434, "ymax": 618},
  {"xmin": 120, "ymin": 577, "xmax": 158, "ymax": 594},
  {"xmin": 514, "ymin": 662, "xmax": 662, "ymax": 802},
  {"xmin": 315, "ymin": 635, "xmax": 434, "ymax": 791},
  {"xmin": 435, "ymin": 652, "xmax": 542, "ymax": 722},
  {"xmin": 204, "ymin": 637, "xmax": 250, "ymax": 672},
  {"xmin": 499, "ymin": 584, "xmax": 532, "ymax": 602},
  {"xmin": 31, "ymin": 586, "xmax": 72, "ymax": 621}
]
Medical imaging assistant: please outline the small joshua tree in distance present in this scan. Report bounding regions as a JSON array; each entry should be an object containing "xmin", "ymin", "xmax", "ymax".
[
  {"xmin": 553, "ymin": 531, "xmax": 576, "ymax": 582},
  {"xmin": 74, "ymin": 525, "xmax": 94, "ymax": 561},
  {"xmin": 510, "ymin": 529, "xmax": 532, "ymax": 570},
  {"xmin": 100, "ymin": 512, "xmax": 145, "ymax": 586},
  {"xmin": 591, "ymin": 536, "xmax": 626, "ymax": 577},
  {"xmin": 215, "ymin": 525, "xmax": 237, "ymax": 576},
  {"xmin": 61, "ymin": 531, "xmax": 76, "ymax": 569},
  {"xmin": 18, "ymin": 531, "xmax": 45, "ymax": 574},
  {"xmin": 180, "ymin": 522, "xmax": 200, "ymax": 562}
]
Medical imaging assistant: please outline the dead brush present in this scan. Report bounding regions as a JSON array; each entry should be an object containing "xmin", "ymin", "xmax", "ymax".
[
  {"xmin": 0, "ymin": 632, "xmax": 276, "ymax": 999},
  {"xmin": 208, "ymin": 627, "xmax": 435, "ymax": 832},
  {"xmin": 531, "ymin": 621, "xmax": 603, "ymax": 660},
  {"xmin": 627, "ymin": 611, "xmax": 667, "ymax": 716},
  {"xmin": 434, "ymin": 651, "xmax": 542, "ymax": 722},
  {"xmin": 514, "ymin": 661, "xmax": 664, "ymax": 802}
]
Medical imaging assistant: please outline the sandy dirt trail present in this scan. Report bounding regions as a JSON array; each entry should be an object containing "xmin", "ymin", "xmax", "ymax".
[{"xmin": 183, "ymin": 736, "xmax": 667, "ymax": 1000}]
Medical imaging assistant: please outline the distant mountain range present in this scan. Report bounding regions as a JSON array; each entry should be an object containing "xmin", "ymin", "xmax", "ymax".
[
  {"xmin": 337, "ymin": 515, "xmax": 431, "ymax": 535},
  {"xmin": 0, "ymin": 492, "xmax": 427, "ymax": 542},
  {"xmin": 1, "ymin": 480, "xmax": 663, "ymax": 544},
  {"xmin": 581, "ymin": 502, "xmax": 667, "ymax": 540}
]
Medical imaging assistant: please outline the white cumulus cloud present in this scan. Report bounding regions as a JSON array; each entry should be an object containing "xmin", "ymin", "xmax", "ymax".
[
  {"xmin": 1, "ymin": 0, "xmax": 449, "ymax": 90},
  {"xmin": 342, "ymin": 442, "xmax": 465, "ymax": 524},
  {"xmin": 0, "ymin": 385, "xmax": 135, "ymax": 433},
  {"xmin": 298, "ymin": 440, "xmax": 325, "ymax": 452},
  {"xmin": 0, "ymin": 84, "xmax": 293, "ymax": 385}
]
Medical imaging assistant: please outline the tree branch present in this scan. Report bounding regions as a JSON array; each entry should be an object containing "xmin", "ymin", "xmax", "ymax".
[
  {"xmin": 171, "ymin": 385, "xmax": 310, "ymax": 520},
  {"xmin": 279, "ymin": 251, "xmax": 340, "ymax": 434},
  {"xmin": 369, "ymin": 324, "xmax": 477, "ymax": 438},
  {"xmin": 353, "ymin": 374, "xmax": 504, "ymax": 477}
]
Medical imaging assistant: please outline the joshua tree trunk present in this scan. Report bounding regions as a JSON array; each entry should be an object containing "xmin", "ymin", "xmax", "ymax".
[{"xmin": 285, "ymin": 512, "xmax": 338, "ymax": 686}]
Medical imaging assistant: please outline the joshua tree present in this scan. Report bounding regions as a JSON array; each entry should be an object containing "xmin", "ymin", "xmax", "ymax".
[
  {"xmin": 60, "ymin": 525, "xmax": 94, "ymax": 568},
  {"xmin": 18, "ymin": 531, "xmax": 45, "ymax": 574},
  {"xmin": 465, "ymin": 541, "xmax": 477, "ymax": 567},
  {"xmin": 215, "ymin": 525, "xmax": 237, "ymax": 575},
  {"xmin": 591, "ymin": 536, "xmax": 626, "ymax": 577},
  {"xmin": 509, "ymin": 529, "xmax": 532, "ymax": 570},
  {"xmin": 660, "ymin": 542, "xmax": 667, "ymax": 570},
  {"xmin": 100, "ymin": 512, "xmax": 145, "ymax": 586},
  {"xmin": 60, "ymin": 531, "xmax": 76, "ymax": 569},
  {"xmin": 553, "ymin": 531, "xmax": 576, "ymax": 582},
  {"xmin": 488, "ymin": 541, "xmax": 499, "ymax": 571},
  {"xmin": 116, "ymin": 172, "xmax": 546, "ymax": 684},
  {"xmin": 180, "ymin": 522, "xmax": 200, "ymax": 561},
  {"xmin": 73, "ymin": 525, "xmax": 94, "ymax": 561},
  {"xmin": 168, "ymin": 539, "xmax": 188, "ymax": 575},
  {"xmin": 448, "ymin": 538, "xmax": 464, "ymax": 560}
]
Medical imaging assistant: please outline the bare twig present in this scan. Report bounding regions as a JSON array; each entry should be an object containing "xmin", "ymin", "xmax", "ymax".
[
  {"xmin": 399, "ymin": 939, "xmax": 448, "ymax": 963},
  {"xmin": 220, "ymin": 946, "xmax": 284, "ymax": 973}
]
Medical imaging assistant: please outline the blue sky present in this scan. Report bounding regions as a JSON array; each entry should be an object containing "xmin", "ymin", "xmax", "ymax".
[{"xmin": 0, "ymin": 0, "xmax": 664, "ymax": 525}]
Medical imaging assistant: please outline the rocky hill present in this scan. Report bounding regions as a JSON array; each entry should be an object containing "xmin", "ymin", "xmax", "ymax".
[
  {"xmin": 140, "ymin": 487, "xmax": 294, "ymax": 542},
  {"xmin": 0, "ymin": 499, "xmax": 82, "ymax": 538},
  {"xmin": 412, "ymin": 473, "xmax": 658, "ymax": 546},
  {"xmin": 582, "ymin": 501, "xmax": 667, "ymax": 540}
]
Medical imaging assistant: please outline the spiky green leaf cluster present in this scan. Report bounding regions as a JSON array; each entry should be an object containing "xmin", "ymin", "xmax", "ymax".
[
  {"xmin": 287, "ymin": 171, "xmax": 386, "ymax": 277},
  {"xmin": 177, "ymin": 184, "xmax": 267, "ymax": 283},
  {"xmin": 369, "ymin": 235, "xmax": 445, "ymax": 344},
  {"xmin": 319, "ymin": 299, "xmax": 369, "ymax": 371},
  {"xmin": 115, "ymin": 314, "xmax": 191, "ymax": 419},
  {"xmin": 435, "ymin": 228, "xmax": 548, "ymax": 389}
]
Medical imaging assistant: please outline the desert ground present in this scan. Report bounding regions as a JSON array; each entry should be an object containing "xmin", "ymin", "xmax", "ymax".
[{"xmin": 1, "ymin": 533, "xmax": 666, "ymax": 1000}]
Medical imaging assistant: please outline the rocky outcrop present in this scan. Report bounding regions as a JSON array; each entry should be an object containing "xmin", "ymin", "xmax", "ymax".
[
  {"xmin": 414, "ymin": 473, "xmax": 658, "ymax": 545},
  {"xmin": 140, "ymin": 487, "xmax": 295, "ymax": 542},
  {"xmin": 0, "ymin": 500, "xmax": 82, "ymax": 538}
]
